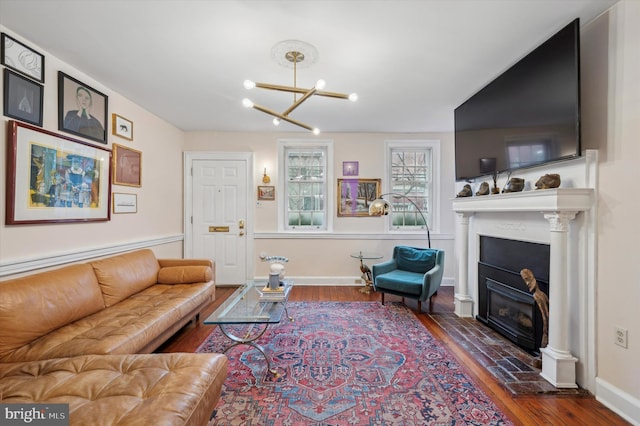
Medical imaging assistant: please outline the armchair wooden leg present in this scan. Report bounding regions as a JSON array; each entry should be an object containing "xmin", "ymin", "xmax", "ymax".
[
  {"xmin": 381, "ymin": 292, "xmax": 385, "ymax": 305},
  {"xmin": 418, "ymin": 301, "xmax": 422, "ymax": 313}
]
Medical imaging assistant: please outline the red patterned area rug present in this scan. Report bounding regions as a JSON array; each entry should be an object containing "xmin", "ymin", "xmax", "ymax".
[{"xmin": 198, "ymin": 302, "xmax": 513, "ymax": 425}]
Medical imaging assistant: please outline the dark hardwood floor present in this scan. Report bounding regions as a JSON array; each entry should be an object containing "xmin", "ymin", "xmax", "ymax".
[{"xmin": 158, "ymin": 285, "xmax": 630, "ymax": 426}]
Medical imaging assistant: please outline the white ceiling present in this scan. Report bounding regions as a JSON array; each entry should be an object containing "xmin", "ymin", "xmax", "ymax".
[{"xmin": 0, "ymin": 0, "xmax": 618, "ymax": 134}]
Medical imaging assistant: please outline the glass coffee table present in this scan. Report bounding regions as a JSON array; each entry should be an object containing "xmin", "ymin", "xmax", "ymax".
[{"xmin": 204, "ymin": 279, "xmax": 294, "ymax": 375}]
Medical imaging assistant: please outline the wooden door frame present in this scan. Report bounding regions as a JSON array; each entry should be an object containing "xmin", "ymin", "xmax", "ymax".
[{"xmin": 183, "ymin": 151, "xmax": 255, "ymax": 281}]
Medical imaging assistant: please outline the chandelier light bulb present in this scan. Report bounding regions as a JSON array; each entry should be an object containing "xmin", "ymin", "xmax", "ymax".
[
  {"xmin": 349, "ymin": 93, "xmax": 358, "ymax": 102},
  {"xmin": 315, "ymin": 79, "xmax": 326, "ymax": 90},
  {"xmin": 243, "ymin": 80, "xmax": 256, "ymax": 90},
  {"xmin": 312, "ymin": 128, "xmax": 320, "ymax": 135},
  {"xmin": 272, "ymin": 118, "xmax": 280, "ymax": 126},
  {"xmin": 242, "ymin": 98, "xmax": 254, "ymax": 108}
]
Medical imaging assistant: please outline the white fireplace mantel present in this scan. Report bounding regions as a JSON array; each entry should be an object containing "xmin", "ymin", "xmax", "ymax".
[
  {"xmin": 451, "ymin": 188, "xmax": 594, "ymax": 213},
  {"xmin": 452, "ymin": 187, "xmax": 595, "ymax": 389}
]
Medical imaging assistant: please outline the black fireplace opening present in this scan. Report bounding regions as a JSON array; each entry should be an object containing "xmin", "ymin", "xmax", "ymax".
[{"xmin": 477, "ymin": 236, "xmax": 550, "ymax": 355}]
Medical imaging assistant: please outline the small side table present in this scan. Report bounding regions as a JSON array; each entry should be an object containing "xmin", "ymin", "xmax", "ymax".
[{"xmin": 350, "ymin": 251, "xmax": 383, "ymax": 294}]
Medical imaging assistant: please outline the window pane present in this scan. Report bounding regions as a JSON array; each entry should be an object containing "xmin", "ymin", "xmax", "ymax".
[
  {"xmin": 389, "ymin": 148, "xmax": 431, "ymax": 230},
  {"xmin": 284, "ymin": 146, "xmax": 327, "ymax": 230}
]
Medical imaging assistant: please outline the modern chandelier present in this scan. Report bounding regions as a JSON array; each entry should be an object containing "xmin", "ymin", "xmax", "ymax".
[{"xmin": 242, "ymin": 40, "xmax": 357, "ymax": 135}]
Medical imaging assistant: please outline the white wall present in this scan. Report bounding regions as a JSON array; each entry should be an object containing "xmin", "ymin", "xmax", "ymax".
[
  {"xmin": 0, "ymin": 25, "xmax": 185, "ymax": 277},
  {"xmin": 593, "ymin": 2, "xmax": 640, "ymax": 423},
  {"xmin": 184, "ymin": 131, "xmax": 456, "ymax": 284}
]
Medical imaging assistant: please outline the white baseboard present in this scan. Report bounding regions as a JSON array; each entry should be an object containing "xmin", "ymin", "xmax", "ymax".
[
  {"xmin": 250, "ymin": 276, "xmax": 455, "ymax": 287},
  {"xmin": 595, "ymin": 377, "xmax": 640, "ymax": 425},
  {"xmin": 0, "ymin": 234, "xmax": 184, "ymax": 278}
]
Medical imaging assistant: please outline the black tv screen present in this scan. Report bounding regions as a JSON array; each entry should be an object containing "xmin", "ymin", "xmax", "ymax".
[{"xmin": 454, "ymin": 18, "xmax": 581, "ymax": 181}]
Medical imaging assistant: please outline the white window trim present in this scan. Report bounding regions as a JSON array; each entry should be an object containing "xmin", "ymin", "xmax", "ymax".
[
  {"xmin": 383, "ymin": 139, "xmax": 441, "ymax": 235},
  {"xmin": 277, "ymin": 139, "xmax": 334, "ymax": 233}
]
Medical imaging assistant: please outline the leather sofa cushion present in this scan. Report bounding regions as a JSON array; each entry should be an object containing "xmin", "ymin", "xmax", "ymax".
[
  {"xmin": 1, "ymin": 282, "xmax": 214, "ymax": 363},
  {"xmin": 396, "ymin": 246, "xmax": 436, "ymax": 273},
  {"xmin": 0, "ymin": 264, "xmax": 105, "ymax": 361},
  {"xmin": 158, "ymin": 265, "xmax": 212, "ymax": 284},
  {"xmin": 91, "ymin": 249, "xmax": 160, "ymax": 307},
  {"xmin": 0, "ymin": 352, "xmax": 228, "ymax": 426}
]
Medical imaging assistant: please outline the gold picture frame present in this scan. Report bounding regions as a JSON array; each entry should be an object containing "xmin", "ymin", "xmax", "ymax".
[
  {"xmin": 112, "ymin": 143, "xmax": 141, "ymax": 187},
  {"xmin": 258, "ymin": 185, "xmax": 275, "ymax": 200},
  {"xmin": 337, "ymin": 178, "xmax": 380, "ymax": 217},
  {"xmin": 112, "ymin": 113, "xmax": 133, "ymax": 141}
]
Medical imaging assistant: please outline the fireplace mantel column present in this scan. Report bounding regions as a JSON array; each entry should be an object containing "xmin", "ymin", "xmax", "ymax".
[
  {"xmin": 454, "ymin": 212, "xmax": 474, "ymax": 317},
  {"xmin": 540, "ymin": 211, "xmax": 579, "ymax": 388}
]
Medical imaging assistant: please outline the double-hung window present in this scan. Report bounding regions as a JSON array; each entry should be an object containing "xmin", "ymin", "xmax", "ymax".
[
  {"xmin": 386, "ymin": 140, "xmax": 440, "ymax": 233},
  {"xmin": 279, "ymin": 140, "xmax": 332, "ymax": 231}
]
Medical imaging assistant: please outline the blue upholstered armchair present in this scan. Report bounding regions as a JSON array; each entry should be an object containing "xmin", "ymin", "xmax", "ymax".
[{"xmin": 372, "ymin": 246, "xmax": 444, "ymax": 313}]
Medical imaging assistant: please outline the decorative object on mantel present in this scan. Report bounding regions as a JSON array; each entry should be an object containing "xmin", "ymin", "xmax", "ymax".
[
  {"xmin": 502, "ymin": 177, "xmax": 524, "ymax": 193},
  {"xmin": 491, "ymin": 172, "xmax": 500, "ymax": 194},
  {"xmin": 456, "ymin": 184, "xmax": 472, "ymax": 198},
  {"xmin": 242, "ymin": 40, "xmax": 357, "ymax": 135},
  {"xmin": 535, "ymin": 173, "xmax": 561, "ymax": 190},
  {"xmin": 476, "ymin": 181, "xmax": 490, "ymax": 196},
  {"xmin": 521, "ymin": 268, "xmax": 549, "ymax": 368}
]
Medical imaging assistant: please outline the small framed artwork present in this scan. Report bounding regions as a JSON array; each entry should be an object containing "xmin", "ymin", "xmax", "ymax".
[
  {"xmin": 58, "ymin": 71, "xmax": 108, "ymax": 144},
  {"xmin": 337, "ymin": 178, "xmax": 381, "ymax": 217},
  {"xmin": 343, "ymin": 161, "xmax": 359, "ymax": 176},
  {"xmin": 1, "ymin": 33, "xmax": 45, "ymax": 83},
  {"xmin": 112, "ymin": 113, "xmax": 133, "ymax": 141},
  {"xmin": 3, "ymin": 68, "xmax": 44, "ymax": 126},
  {"xmin": 258, "ymin": 185, "xmax": 275, "ymax": 200},
  {"xmin": 5, "ymin": 120, "xmax": 111, "ymax": 225},
  {"xmin": 113, "ymin": 193, "xmax": 137, "ymax": 214},
  {"xmin": 112, "ymin": 143, "xmax": 142, "ymax": 187}
]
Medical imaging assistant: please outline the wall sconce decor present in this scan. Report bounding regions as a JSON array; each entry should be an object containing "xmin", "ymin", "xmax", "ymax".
[{"xmin": 343, "ymin": 161, "xmax": 359, "ymax": 176}]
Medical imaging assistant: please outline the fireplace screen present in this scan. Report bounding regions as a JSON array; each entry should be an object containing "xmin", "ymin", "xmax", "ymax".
[{"xmin": 487, "ymin": 279, "xmax": 536, "ymax": 351}]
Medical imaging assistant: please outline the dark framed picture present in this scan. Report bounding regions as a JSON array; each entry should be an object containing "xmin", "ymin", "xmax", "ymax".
[
  {"xmin": 343, "ymin": 161, "xmax": 359, "ymax": 176},
  {"xmin": 58, "ymin": 71, "xmax": 108, "ymax": 144},
  {"xmin": 3, "ymin": 68, "xmax": 43, "ymax": 126},
  {"xmin": 337, "ymin": 178, "xmax": 381, "ymax": 217},
  {"xmin": 112, "ymin": 143, "xmax": 142, "ymax": 187},
  {"xmin": 5, "ymin": 120, "xmax": 112, "ymax": 225},
  {"xmin": 258, "ymin": 185, "xmax": 275, "ymax": 200},
  {"xmin": 1, "ymin": 33, "xmax": 45, "ymax": 83}
]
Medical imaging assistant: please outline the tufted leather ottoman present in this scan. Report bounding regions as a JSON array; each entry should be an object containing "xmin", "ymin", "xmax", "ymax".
[{"xmin": 0, "ymin": 352, "xmax": 227, "ymax": 425}]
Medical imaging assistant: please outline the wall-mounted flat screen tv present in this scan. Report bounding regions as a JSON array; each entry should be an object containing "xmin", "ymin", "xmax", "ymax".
[{"xmin": 454, "ymin": 18, "xmax": 581, "ymax": 182}]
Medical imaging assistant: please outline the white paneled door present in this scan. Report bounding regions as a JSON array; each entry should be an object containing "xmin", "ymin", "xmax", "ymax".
[{"xmin": 187, "ymin": 154, "xmax": 251, "ymax": 285}]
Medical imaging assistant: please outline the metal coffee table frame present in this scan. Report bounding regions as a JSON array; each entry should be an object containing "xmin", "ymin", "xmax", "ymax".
[{"xmin": 204, "ymin": 279, "xmax": 293, "ymax": 375}]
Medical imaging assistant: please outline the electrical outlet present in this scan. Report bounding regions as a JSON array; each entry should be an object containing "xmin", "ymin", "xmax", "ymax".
[{"xmin": 615, "ymin": 326, "xmax": 628, "ymax": 348}]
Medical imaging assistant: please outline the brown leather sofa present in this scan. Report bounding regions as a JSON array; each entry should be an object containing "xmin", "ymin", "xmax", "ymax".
[{"xmin": 0, "ymin": 249, "xmax": 228, "ymax": 425}]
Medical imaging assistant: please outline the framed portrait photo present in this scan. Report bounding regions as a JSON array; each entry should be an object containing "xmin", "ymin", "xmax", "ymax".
[
  {"xmin": 3, "ymin": 68, "xmax": 43, "ymax": 126},
  {"xmin": 58, "ymin": 71, "xmax": 108, "ymax": 144},
  {"xmin": 112, "ymin": 113, "xmax": 133, "ymax": 141},
  {"xmin": 5, "ymin": 120, "xmax": 112, "ymax": 225},
  {"xmin": 337, "ymin": 178, "xmax": 381, "ymax": 217},
  {"xmin": 112, "ymin": 143, "xmax": 142, "ymax": 187},
  {"xmin": 1, "ymin": 32, "xmax": 45, "ymax": 83}
]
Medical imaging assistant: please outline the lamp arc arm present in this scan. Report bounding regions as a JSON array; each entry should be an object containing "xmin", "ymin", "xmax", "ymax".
[{"xmin": 374, "ymin": 192, "xmax": 431, "ymax": 248}]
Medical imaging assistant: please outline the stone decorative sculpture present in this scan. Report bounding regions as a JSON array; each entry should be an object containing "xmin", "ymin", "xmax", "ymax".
[
  {"xmin": 535, "ymin": 173, "xmax": 561, "ymax": 189},
  {"xmin": 476, "ymin": 181, "xmax": 490, "ymax": 196},
  {"xmin": 456, "ymin": 184, "xmax": 472, "ymax": 198},
  {"xmin": 502, "ymin": 177, "xmax": 525, "ymax": 193}
]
